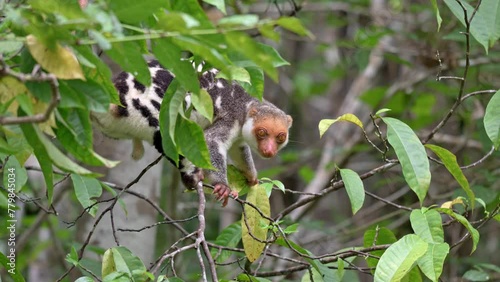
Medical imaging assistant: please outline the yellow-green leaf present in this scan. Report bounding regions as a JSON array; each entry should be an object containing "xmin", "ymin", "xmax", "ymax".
[
  {"xmin": 425, "ymin": 144, "xmax": 474, "ymax": 209},
  {"xmin": 26, "ymin": 35, "xmax": 85, "ymax": 80},
  {"xmin": 241, "ymin": 185, "xmax": 270, "ymax": 262},
  {"xmin": 440, "ymin": 198, "xmax": 465, "ymax": 209},
  {"xmin": 319, "ymin": 113, "xmax": 364, "ymax": 138}
]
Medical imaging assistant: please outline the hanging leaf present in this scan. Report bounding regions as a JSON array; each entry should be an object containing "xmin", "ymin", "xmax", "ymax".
[
  {"xmin": 417, "ymin": 243, "xmax": 449, "ymax": 282},
  {"xmin": 108, "ymin": 0, "xmax": 168, "ymax": 24},
  {"xmin": 102, "ymin": 246, "xmax": 150, "ymax": 281},
  {"xmin": 319, "ymin": 113, "xmax": 364, "ymax": 138},
  {"xmin": 70, "ymin": 174, "xmax": 102, "ymax": 217},
  {"xmin": 241, "ymin": 185, "xmax": 270, "ymax": 262},
  {"xmin": 436, "ymin": 208, "xmax": 479, "ymax": 254},
  {"xmin": 339, "ymin": 168, "xmax": 365, "ymax": 215},
  {"xmin": 425, "ymin": 144, "xmax": 475, "ymax": 209},
  {"xmin": 383, "ymin": 117, "xmax": 431, "ymax": 204},
  {"xmin": 210, "ymin": 222, "xmax": 242, "ymax": 263},
  {"xmin": 484, "ymin": 90, "xmax": 500, "ymax": 149},
  {"xmin": 26, "ymin": 35, "xmax": 85, "ymax": 80}
]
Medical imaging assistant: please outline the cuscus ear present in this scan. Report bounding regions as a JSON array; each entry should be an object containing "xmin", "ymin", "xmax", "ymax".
[
  {"xmin": 248, "ymin": 106, "xmax": 258, "ymax": 117},
  {"xmin": 286, "ymin": 115, "xmax": 293, "ymax": 127}
]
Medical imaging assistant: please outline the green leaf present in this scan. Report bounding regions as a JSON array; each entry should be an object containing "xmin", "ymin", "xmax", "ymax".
[
  {"xmin": 75, "ymin": 277, "xmax": 95, "ymax": 282},
  {"xmin": 55, "ymin": 109, "xmax": 118, "ymax": 168},
  {"xmin": 172, "ymin": 36, "xmax": 230, "ymax": 75},
  {"xmin": 283, "ymin": 223, "xmax": 299, "ymax": 234},
  {"xmin": 152, "ymin": 38, "xmax": 200, "ymax": 94},
  {"xmin": 410, "ymin": 209, "xmax": 444, "ymax": 244},
  {"xmin": 257, "ymin": 44, "xmax": 290, "ymax": 68},
  {"xmin": 102, "ymin": 247, "xmax": 149, "ymax": 281},
  {"xmin": 203, "ymin": 0, "xmax": 226, "ymax": 14},
  {"xmin": 158, "ymin": 80, "xmax": 184, "ymax": 165},
  {"xmin": 276, "ymin": 17, "xmax": 313, "ymax": 37},
  {"xmin": 225, "ymin": 32, "xmax": 278, "ymax": 81},
  {"xmin": 218, "ymin": 15, "xmax": 258, "ymax": 27},
  {"xmin": 258, "ymin": 23, "xmax": 280, "ymax": 42},
  {"xmin": 240, "ymin": 67, "xmax": 264, "ymax": 100},
  {"xmin": 241, "ymin": 185, "xmax": 270, "ymax": 262},
  {"xmin": 73, "ymin": 45, "xmax": 119, "ymax": 105},
  {"xmin": 190, "ymin": 89, "xmax": 214, "ymax": 123},
  {"xmin": 108, "ymin": 0, "xmax": 168, "ymax": 24},
  {"xmin": 228, "ymin": 165, "xmax": 251, "ymax": 196},
  {"xmin": 462, "ymin": 270, "xmax": 490, "ymax": 281},
  {"xmin": 71, "ymin": 174, "xmax": 103, "ymax": 217},
  {"xmin": 374, "ymin": 234, "xmax": 428, "ymax": 282},
  {"xmin": 417, "ymin": 243, "xmax": 449, "ymax": 282},
  {"xmin": 442, "ymin": 0, "xmax": 490, "ymax": 52},
  {"xmin": 0, "ymin": 41, "xmax": 23, "ymax": 56},
  {"xmin": 484, "ymin": 90, "xmax": 500, "ymax": 149},
  {"xmin": 383, "ymin": 117, "xmax": 431, "ymax": 204},
  {"xmin": 3, "ymin": 155, "xmax": 28, "ymax": 192},
  {"xmin": 429, "ymin": 0, "xmax": 442, "ymax": 30},
  {"xmin": 425, "ymin": 144, "xmax": 475, "ymax": 209},
  {"xmin": 479, "ymin": 0, "xmax": 500, "ymax": 46},
  {"xmin": 29, "ymin": 0, "xmax": 87, "ymax": 19},
  {"xmin": 436, "ymin": 208, "xmax": 479, "ymax": 254},
  {"xmin": 319, "ymin": 113, "xmax": 364, "ymax": 138},
  {"xmin": 62, "ymin": 79, "xmax": 110, "ymax": 113},
  {"xmin": 339, "ymin": 168, "xmax": 365, "ymax": 215},
  {"xmin": 20, "ymin": 121, "xmax": 54, "ymax": 202},
  {"xmin": 216, "ymin": 65, "xmax": 251, "ymax": 84},
  {"xmin": 211, "ymin": 222, "xmax": 242, "ymax": 263},
  {"xmin": 35, "ymin": 127, "xmax": 94, "ymax": 175},
  {"xmin": 0, "ymin": 251, "xmax": 26, "ymax": 282},
  {"xmin": 105, "ymin": 41, "xmax": 151, "ymax": 86},
  {"xmin": 176, "ymin": 117, "xmax": 213, "ymax": 169},
  {"xmin": 363, "ymin": 227, "xmax": 398, "ymax": 270}
]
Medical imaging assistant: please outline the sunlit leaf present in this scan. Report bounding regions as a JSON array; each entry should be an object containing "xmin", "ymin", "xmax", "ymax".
[
  {"xmin": 242, "ymin": 185, "xmax": 270, "ymax": 262},
  {"xmin": 374, "ymin": 234, "xmax": 428, "ymax": 282},
  {"xmin": 218, "ymin": 15, "xmax": 258, "ymax": 27},
  {"xmin": 26, "ymin": 35, "xmax": 85, "ymax": 80},
  {"xmin": 319, "ymin": 113, "xmax": 364, "ymax": 138},
  {"xmin": 417, "ymin": 243, "xmax": 449, "ymax": 282}
]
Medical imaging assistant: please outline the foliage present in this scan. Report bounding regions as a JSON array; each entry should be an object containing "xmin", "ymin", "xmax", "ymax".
[{"xmin": 0, "ymin": 0, "xmax": 499, "ymax": 282}]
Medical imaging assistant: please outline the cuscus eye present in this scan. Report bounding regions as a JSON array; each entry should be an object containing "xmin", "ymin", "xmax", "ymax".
[
  {"xmin": 256, "ymin": 128, "xmax": 267, "ymax": 139},
  {"xmin": 276, "ymin": 133, "xmax": 287, "ymax": 144}
]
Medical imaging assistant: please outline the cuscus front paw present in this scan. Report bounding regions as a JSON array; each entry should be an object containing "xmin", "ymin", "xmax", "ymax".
[{"xmin": 213, "ymin": 183, "xmax": 238, "ymax": 207}]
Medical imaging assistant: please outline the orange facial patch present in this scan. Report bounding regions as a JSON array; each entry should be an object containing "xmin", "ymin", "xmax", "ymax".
[{"xmin": 252, "ymin": 117, "xmax": 289, "ymax": 158}]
